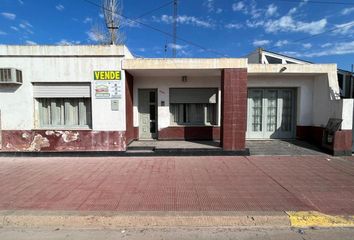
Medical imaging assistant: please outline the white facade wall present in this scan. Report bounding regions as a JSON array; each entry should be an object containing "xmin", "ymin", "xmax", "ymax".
[
  {"xmin": 312, "ymin": 73, "xmax": 342, "ymax": 128},
  {"xmin": 0, "ymin": 45, "xmax": 131, "ymax": 131},
  {"xmin": 329, "ymin": 99, "xmax": 354, "ymax": 130},
  {"xmin": 1, "ymin": 46, "xmax": 348, "ymax": 137},
  {"xmin": 0, "ymin": 68, "xmax": 33, "ymax": 130},
  {"xmin": 133, "ymin": 76, "xmax": 221, "ymax": 130},
  {"xmin": 133, "ymin": 74, "xmax": 345, "ymax": 132}
]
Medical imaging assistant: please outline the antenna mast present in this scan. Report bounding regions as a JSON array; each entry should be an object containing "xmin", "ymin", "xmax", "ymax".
[
  {"xmin": 172, "ymin": 0, "xmax": 178, "ymax": 57},
  {"xmin": 104, "ymin": 0, "xmax": 120, "ymax": 45}
]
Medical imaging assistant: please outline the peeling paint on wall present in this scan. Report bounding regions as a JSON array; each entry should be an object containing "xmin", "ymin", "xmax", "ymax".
[
  {"xmin": 21, "ymin": 132, "xmax": 30, "ymax": 139},
  {"xmin": 6, "ymin": 143, "xmax": 13, "ymax": 149},
  {"xmin": 62, "ymin": 131, "xmax": 79, "ymax": 143},
  {"xmin": 119, "ymin": 132, "xmax": 126, "ymax": 150},
  {"xmin": 27, "ymin": 134, "xmax": 50, "ymax": 151},
  {"xmin": 45, "ymin": 130, "xmax": 55, "ymax": 136},
  {"xmin": 55, "ymin": 131, "xmax": 63, "ymax": 137},
  {"xmin": 0, "ymin": 130, "xmax": 126, "ymax": 152}
]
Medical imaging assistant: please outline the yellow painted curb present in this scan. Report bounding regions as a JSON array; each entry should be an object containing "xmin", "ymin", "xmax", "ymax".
[{"xmin": 286, "ymin": 211, "xmax": 354, "ymax": 228}]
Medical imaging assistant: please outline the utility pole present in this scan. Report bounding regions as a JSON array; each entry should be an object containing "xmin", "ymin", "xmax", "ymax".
[
  {"xmin": 172, "ymin": 0, "xmax": 178, "ymax": 58},
  {"xmin": 103, "ymin": 0, "xmax": 121, "ymax": 45},
  {"xmin": 109, "ymin": 0, "xmax": 118, "ymax": 45}
]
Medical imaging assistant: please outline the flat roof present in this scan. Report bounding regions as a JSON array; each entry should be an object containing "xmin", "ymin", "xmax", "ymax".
[
  {"xmin": 248, "ymin": 64, "xmax": 337, "ymax": 75},
  {"xmin": 122, "ymin": 58, "xmax": 248, "ymax": 70},
  {"xmin": 0, "ymin": 45, "xmax": 133, "ymax": 57}
]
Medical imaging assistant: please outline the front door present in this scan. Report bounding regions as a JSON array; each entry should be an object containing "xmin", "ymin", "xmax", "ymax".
[
  {"xmin": 138, "ymin": 89, "xmax": 157, "ymax": 139},
  {"xmin": 247, "ymin": 88, "xmax": 296, "ymax": 139}
]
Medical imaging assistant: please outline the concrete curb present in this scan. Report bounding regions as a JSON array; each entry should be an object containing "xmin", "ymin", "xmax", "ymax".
[
  {"xmin": 0, "ymin": 211, "xmax": 290, "ymax": 229},
  {"xmin": 1, "ymin": 211, "xmax": 353, "ymax": 229}
]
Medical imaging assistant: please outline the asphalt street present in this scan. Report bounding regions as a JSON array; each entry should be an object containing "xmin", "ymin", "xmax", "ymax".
[{"xmin": 1, "ymin": 227, "xmax": 354, "ymax": 240}]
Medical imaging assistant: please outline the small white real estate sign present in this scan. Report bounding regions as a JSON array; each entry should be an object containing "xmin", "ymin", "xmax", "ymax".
[{"xmin": 93, "ymin": 71, "xmax": 122, "ymax": 99}]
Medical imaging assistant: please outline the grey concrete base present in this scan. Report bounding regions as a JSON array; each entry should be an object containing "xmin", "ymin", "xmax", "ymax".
[
  {"xmin": 129, "ymin": 140, "xmax": 221, "ymax": 149},
  {"xmin": 0, "ymin": 149, "xmax": 250, "ymax": 157},
  {"xmin": 127, "ymin": 140, "xmax": 249, "ymax": 156},
  {"xmin": 333, "ymin": 150, "xmax": 352, "ymax": 156},
  {"xmin": 246, "ymin": 140, "xmax": 326, "ymax": 156}
]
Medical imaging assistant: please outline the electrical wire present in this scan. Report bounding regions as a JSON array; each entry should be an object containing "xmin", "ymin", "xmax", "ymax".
[
  {"xmin": 122, "ymin": 0, "xmax": 174, "ymax": 31},
  {"xmin": 133, "ymin": 0, "xmax": 174, "ymax": 20},
  {"xmin": 84, "ymin": 0, "xmax": 354, "ymax": 56},
  {"xmin": 268, "ymin": 21, "xmax": 354, "ymax": 51},
  {"xmin": 82, "ymin": 0, "xmax": 227, "ymax": 56},
  {"xmin": 271, "ymin": 0, "xmax": 354, "ymax": 5}
]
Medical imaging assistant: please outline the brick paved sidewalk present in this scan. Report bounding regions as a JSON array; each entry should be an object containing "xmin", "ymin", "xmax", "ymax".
[{"xmin": 0, "ymin": 155, "xmax": 353, "ymax": 214}]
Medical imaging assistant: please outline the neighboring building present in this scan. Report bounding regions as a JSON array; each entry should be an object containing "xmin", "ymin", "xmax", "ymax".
[
  {"xmin": 0, "ymin": 45, "xmax": 352, "ymax": 155},
  {"xmin": 337, "ymin": 68, "xmax": 354, "ymax": 99},
  {"xmin": 247, "ymin": 48, "xmax": 354, "ymax": 153},
  {"xmin": 246, "ymin": 48, "xmax": 312, "ymax": 65},
  {"xmin": 247, "ymin": 48, "xmax": 354, "ymax": 99},
  {"xmin": 0, "ymin": 45, "xmax": 133, "ymax": 152}
]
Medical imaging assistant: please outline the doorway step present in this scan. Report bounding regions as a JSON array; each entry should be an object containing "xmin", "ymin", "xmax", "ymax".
[{"xmin": 126, "ymin": 140, "xmax": 249, "ymax": 156}]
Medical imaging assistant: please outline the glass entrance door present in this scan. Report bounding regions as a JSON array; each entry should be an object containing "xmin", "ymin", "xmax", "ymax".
[
  {"xmin": 138, "ymin": 89, "xmax": 157, "ymax": 139},
  {"xmin": 247, "ymin": 88, "xmax": 295, "ymax": 139}
]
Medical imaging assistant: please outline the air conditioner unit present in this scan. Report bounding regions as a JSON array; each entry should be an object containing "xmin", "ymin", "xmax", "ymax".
[{"xmin": 0, "ymin": 68, "xmax": 23, "ymax": 85}]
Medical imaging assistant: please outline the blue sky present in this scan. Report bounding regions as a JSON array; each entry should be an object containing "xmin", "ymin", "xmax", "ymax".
[{"xmin": 0, "ymin": 0, "xmax": 353, "ymax": 70}]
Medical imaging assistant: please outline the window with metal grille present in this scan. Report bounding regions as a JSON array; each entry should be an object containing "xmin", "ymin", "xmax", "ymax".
[
  {"xmin": 169, "ymin": 88, "xmax": 218, "ymax": 126},
  {"xmin": 16, "ymin": 70, "xmax": 22, "ymax": 83},
  {"xmin": 170, "ymin": 103, "xmax": 217, "ymax": 126},
  {"xmin": 37, "ymin": 98, "xmax": 91, "ymax": 128},
  {"xmin": 0, "ymin": 69, "xmax": 12, "ymax": 82}
]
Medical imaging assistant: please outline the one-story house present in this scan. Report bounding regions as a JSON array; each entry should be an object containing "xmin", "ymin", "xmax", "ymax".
[{"xmin": 0, "ymin": 45, "xmax": 352, "ymax": 155}]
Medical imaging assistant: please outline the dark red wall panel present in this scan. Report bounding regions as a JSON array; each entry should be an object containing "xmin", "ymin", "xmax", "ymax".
[
  {"xmin": 221, "ymin": 68, "xmax": 248, "ymax": 151},
  {"xmin": 158, "ymin": 127, "xmax": 220, "ymax": 140},
  {"xmin": 296, "ymin": 126, "xmax": 324, "ymax": 146},
  {"xmin": 333, "ymin": 130, "xmax": 352, "ymax": 154},
  {"xmin": 125, "ymin": 71, "xmax": 135, "ymax": 144},
  {"xmin": 0, "ymin": 130, "xmax": 126, "ymax": 152}
]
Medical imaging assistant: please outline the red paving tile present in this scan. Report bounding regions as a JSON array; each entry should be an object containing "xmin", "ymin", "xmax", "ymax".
[{"xmin": 0, "ymin": 156, "xmax": 353, "ymax": 214}]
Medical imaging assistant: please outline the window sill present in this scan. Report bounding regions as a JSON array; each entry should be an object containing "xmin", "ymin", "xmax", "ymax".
[
  {"xmin": 33, "ymin": 127, "xmax": 92, "ymax": 131},
  {"xmin": 168, "ymin": 125, "xmax": 219, "ymax": 127}
]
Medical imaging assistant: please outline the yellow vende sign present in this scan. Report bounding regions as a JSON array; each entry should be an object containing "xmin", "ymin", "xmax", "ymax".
[{"xmin": 94, "ymin": 71, "xmax": 121, "ymax": 80}]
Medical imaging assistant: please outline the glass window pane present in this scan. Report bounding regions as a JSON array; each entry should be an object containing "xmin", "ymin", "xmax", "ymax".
[
  {"xmin": 149, "ymin": 105, "xmax": 156, "ymax": 121},
  {"xmin": 170, "ymin": 102, "xmax": 217, "ymax": 126},
  {"xmin": 65, "ymin": 99, "xmax": 79, "ymax": 126},
  {"xmin": 280, "ymin": 90, "xmax": 293, "ymax": 131},
  {"xmin": 206, "ymin": 104, "xmax": 217, "ymax": 125},
  {"xmin": 39, "ymin": 99, "xmax": 50, "ymax": 126},
  {"xmin": 183, "ymin": 104, "xmax": 189, "ymax": 123},
  {"xmin": 170, "ymin": 103, "xmax": 178, "ymax": 124},
  {"xmin": 79, "ymin": 99, "xmax": 87, "ymax": 126},
  {"xmin": 38, "ymin": 98, "xmax": 91, "ymax": 128},
  {"xmin": 250, "ymin": 90, "xmax": 263, "ymax": 132},
  {"xmin": 149, "ymin": 91, "xmax": 156, "ymax": 103},
  {"xmin": 85, "ymin": 99, "xmax": 92, "ymax": 127},
  {"xmin": 150, "ymin": 122, "xmax": 156, "ymax": 133},
  {"xmin": 50, "ymin": 99, "xmax": 62, "ymax": 126},
  {"xmin": 266, "ymin": 90, "xmax": 277, "ymax": 132},
  {"xmin": 189, "ymin": 104, "xmax": 204, "ymax": 124}
]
